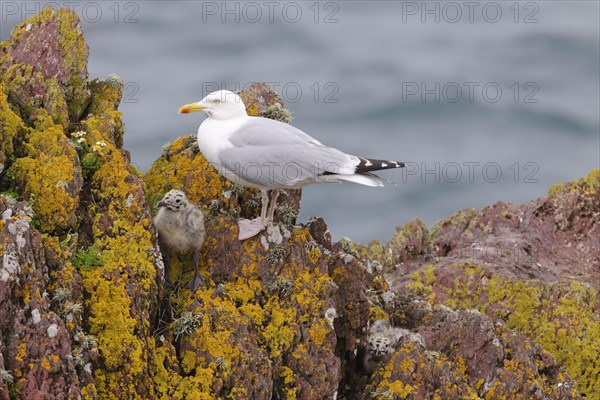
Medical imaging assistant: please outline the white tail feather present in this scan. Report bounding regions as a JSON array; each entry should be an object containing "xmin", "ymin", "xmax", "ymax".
[{"xmin": 333, "ymin": 174, "xmax": 384, "ymax": 187}]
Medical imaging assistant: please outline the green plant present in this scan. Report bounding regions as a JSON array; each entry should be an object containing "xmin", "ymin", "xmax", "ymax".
[
  {"xmin": 147, "ymin": 192, "xmax": 165, "ymax": 217},
  {"xmin": 73, "ymin": 247, "xmax": 103, "ymax": 271},
  {"xmin": 81, "ymin": 152, "xmax": 103, "ymax": 179},
  {"xmin": 0, "ymin": 190, "xmax": 18, "ymax": 204},
  {"xmin": 8, "ymin": 382, "xmax": 22, "ymax": 398}
]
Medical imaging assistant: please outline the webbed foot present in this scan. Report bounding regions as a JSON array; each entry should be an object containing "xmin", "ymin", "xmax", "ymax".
[
  {"xmin": 185, "ymin": 271, "xmax": 206, "ymax": 291},
  {"xmin": 238, "ymin": 218, "xmax": 266, "ymax": 240}
]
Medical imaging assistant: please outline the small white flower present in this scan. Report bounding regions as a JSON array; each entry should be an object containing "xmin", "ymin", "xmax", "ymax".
[
  {"xmin": 92, "ymin": 142, "xmax": 107, "ymax": 152},
  {"xmin": 76, "ymin": 138, "xmax": 86, "ymax": 143}
]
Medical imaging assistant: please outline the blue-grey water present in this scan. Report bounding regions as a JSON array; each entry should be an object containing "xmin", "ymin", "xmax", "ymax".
[{"xmin": 2, "ymin": 1, "xmax": 599, "ymax": 243}]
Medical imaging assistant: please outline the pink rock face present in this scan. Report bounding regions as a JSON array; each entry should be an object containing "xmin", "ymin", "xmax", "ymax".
[
  {"xmin": 1, "ymin": 8, "xmax": 90, "ymax": 123},
  {"xmin": 0, "ymin": 200, "xmax": 81, "ymax": 400},
  {"xmin": 364, "ymin": 301, "xmax": 581, "ymax": 400},
  {"xmin": 382, "ymin": 174, "xmax": 599, "ymax": 286},
  {"xmin": 8, "ymin": 16, "xmax": 70, "ymax": 83}
]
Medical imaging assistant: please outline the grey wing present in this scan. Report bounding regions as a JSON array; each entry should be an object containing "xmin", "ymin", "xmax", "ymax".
[
  {"xmin": 218, "ymin": 118, "xmax": 359, "ymax": 188},
  {"xmin": 234, "ymin": 116, "xmax": 325, "ymax": 147}
]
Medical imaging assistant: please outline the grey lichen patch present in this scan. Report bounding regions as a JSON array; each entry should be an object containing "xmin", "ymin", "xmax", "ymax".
[
  {"xmin": 265, "ymin": 245, "xmax": 286, "ymax": 267},
  {"xmin": 1, "ymin": 244, "xmax": 20, "ymax": 283},
  {"xmin": 276, "ymin": 203, "xmax": 299, "ymax": 227},
  {"xmin": 339, "ymin": 237, "xmax": 359, "ymax": 258},
  {"xmin": 172, "ymin": 311, "xmax": 203, "ymax": 340},
  {"xmin": 61, "ymin": 301, "xmax": 84, "ymax": 319},
  {"xmin": 266, "ymin": 224, "xmax": 284, "ymax": 245},
  {"xmin": 260, "ymin": 103, "xmax": 293, "ymax": 124},
  {"xmin": 214, "ymin": 356, "xmax": 228, "ymax": 371},
  {"xmin": 370, "ymin": 389, "xmax": 394, "ymax": 399},
  {"xmin": 105, "ymin": 74, "xmax": 124, "ymax": 89},
  {"xmin": 265, "ymin": 277, "xmax": 293, "ymax": 298},
  {"xmin": 51, "ymin": 287, "xmax": 72, "ymax": 304},
  {"xmin": 0, "ymin": 367, "xmax": 14, "ymax": 384},
  {"xmin": 8, "ymin": 217, "xmax": 30, "ymax": 250}
]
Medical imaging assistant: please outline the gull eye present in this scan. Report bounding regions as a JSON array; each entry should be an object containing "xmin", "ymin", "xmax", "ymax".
[{"xmin": 213, "ymin": 99, "xmax": 221, "ymax": 104}]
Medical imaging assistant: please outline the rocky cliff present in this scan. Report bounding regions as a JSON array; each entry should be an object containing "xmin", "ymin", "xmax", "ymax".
[{"xmin": 0, "ymin": 9, "xmax": 598, "ymax": 400}]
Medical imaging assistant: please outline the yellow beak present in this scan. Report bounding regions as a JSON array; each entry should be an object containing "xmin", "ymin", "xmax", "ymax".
[{"xmin": 178, "ymin": 103, "xmax": 206, "ymax": 114}]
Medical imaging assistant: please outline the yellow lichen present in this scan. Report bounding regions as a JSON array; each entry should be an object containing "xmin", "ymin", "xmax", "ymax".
[
  {"xmin": 370, "ymin": 305, "xmax": 389, "ymax": 323},
  {"xmin": 40, "ymin": 357, "xmax": 52, "ymax": 371},
  {"xmin": 15, "ymin": 343, "xmax": 27, "ymax": 363},
  {"xmin": 0, "ymin": 83, "xmax": 22, "ymax": 157},
  {"xmin": 10, "ymin": 117, "xmax": 80, "ymax": 232},
  {"xmin": 144, "ymin": 137, "xmax": 235, "ymax": 211},
  {"xmin": 410, "ymin": 263, "xmax": 599, "ymax": 397}
]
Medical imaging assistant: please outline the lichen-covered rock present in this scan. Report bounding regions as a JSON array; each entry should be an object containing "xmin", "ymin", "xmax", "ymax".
[
  {"xmin": 85, "ymin": 78, "xmax": 125, "ymax": 149},
  {"xmin": 0, "ymin": 84, "xmax": 25, "ymax": 171},
  {"xmin": 367, "ymin": 171, "xmax": 599, "ymax": 398},
  {"xmin": 9, "ymin": 111, "xmax": 83, "ymax": 234},
  {"xmin": 54, "ymin": 58, "xmax": 162, "ymax": 400},
  {"xmin": 427, "ymin": 170, "xmax": 599, "ymax": 282},
  {"xmin": 366, "ymin": 299, "xmax": 581, "ymax": 399},
  {"xmin": 238, "ymin": 82, "xmax": 288, "ymax": 119},
  {"xmin": 0, "ymin": 197, "xmax": 81, "ymax": 399},
  {"xmin": 0, "ymin": 8, "xmax": 90, "ymax": 124},
  {"xmin": 397, "ymin": 263, "xmax": 598, "ymax": 398},
  {"xmin": 362, "ymin": 170, "xmax": 599, "ymax": 289},
  {"xmin": 1, "ymin": 8, "xmax": 161, "ymax": 400}
]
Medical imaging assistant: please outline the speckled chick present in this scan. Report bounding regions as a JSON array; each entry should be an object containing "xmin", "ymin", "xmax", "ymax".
[
  {"xmin": 363, "ymin": 319, "xmax": 422, "ymax": 374},
  {"xmin": 153, "ymin": 189, "xmax": 206, "ymax": 290}
]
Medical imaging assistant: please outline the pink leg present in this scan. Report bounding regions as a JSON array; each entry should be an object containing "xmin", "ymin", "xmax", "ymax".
[
  {"xmin": 266, "ymin": 190, "xmax": 280, "ymax": 224},
  {"xmin": 238, "ymin": 190, "xmax": 269, "ymax": 240}
]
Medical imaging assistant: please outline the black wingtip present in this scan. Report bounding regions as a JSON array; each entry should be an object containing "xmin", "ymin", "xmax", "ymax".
[{"xmin": 355, "ymin": 157, "xmax": 405, "ymax": 173}]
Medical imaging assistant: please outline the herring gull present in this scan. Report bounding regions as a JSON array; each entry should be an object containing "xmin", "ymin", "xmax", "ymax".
[{"xmin": 179, "ymin": 90, "xmax": 404, "ymax": 240}]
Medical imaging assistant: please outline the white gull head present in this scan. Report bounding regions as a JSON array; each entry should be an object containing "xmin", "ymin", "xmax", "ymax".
[{"xmin": 178, "ymin": 90, "xmax": 247, "ymax": 120}]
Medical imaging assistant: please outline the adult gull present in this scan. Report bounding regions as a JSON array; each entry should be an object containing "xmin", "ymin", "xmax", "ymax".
[{"xmin": 179, "ymin": 90, "xmax": 404, "ymax": 240}]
